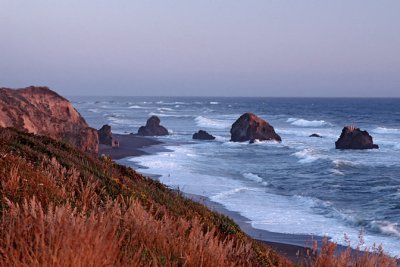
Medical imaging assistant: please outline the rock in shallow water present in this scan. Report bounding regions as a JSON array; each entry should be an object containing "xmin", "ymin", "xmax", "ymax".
[
  {"xmin": 98, "ymin": 124, "xmax": 119, "ymax": 147},
  {"xmin": 335, "ymin": 126, "xmax": 379, "ymax": 149},
  {"xmin": 193, "ymin": 130, "xmax": 215, "ymax": 140},
  {"xmin": 230, "ymin": 113, "xmax": 281, "ymax": 143},
  {"xmin": 137, "ymin": 116, "xmax": 169, "ymax": 136}
]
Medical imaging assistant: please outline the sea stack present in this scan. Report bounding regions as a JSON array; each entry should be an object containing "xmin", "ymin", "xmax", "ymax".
[
  {"xmin": 193, "ymin": 130, "xmax": 215, "ymax": 140},
  {"xmin": 98, "ymin": 124, "xmax": 119, "ymax": 147},
  {"xmin": 0, "ymin": 86, "xmax": 98, "ymax": 154},
  {"xmin": 230, "ymin": 113, "xmax": 281, "ymax": 143},
  {"xmin": 137, "ymin": 116, "xmax": 169, "ymax": 136},
  {"xmin": 335, "ymin": 126, "xmax": 379, "ymax": 149}
]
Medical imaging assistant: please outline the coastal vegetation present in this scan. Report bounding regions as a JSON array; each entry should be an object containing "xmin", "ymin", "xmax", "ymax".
[{"xmin": 0, "ymin": 128, "xmax": 290, "ymax": 266}]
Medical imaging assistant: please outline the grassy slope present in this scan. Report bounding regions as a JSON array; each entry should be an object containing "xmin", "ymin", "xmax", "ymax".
[{"xmin": 0, "ymin": 128, "xmax": 290, "ymax": 266}]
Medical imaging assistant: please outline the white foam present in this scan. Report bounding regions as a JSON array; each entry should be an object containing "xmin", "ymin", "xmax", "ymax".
[
  {"xmin": 131, "ymin": 145, "xmax": 400, "ymax": 256},
  {"xmin": 332, "ymin": 159, "xmax": 358, "ymax": 168},
  {"xmin": 213, "ymin": 135, "xmax": 230, "ymax": 142},
  {"xmin": 210, "ymin": 101, "xmax": 219, "ymax": 105},
  {"xmin": 242, "ymin": 173, "xmax": 263, "ymax": 183},
  {"xmin": 195, "ymin": 116, "xmax": 231, "ymax": 129},
  {"xmin": 372, "ymin": 127, "xmax": 400, "ymax": 134},
  {"xmin": 107, "ymin": 116, "xmax": 134, "ymax": 125},
  {"xmin": 149, "ymin": 112, "xmax": 192, "ymax": 118},
  {"xmin": 222, "ymin": 141, "xmax": 248, "ymax": 147},
  {"xmin": 330, "ymin": 169, "xmax": 345, "ymax": 176},
  {"xmin": 252, "ymin": 139, "xmax": 281, "ymax": 146},
  {"xmin": 293, "ymin": 148, "xmax": 324, "ymax": 164},
  {"xmin": 88, "ymin": 108, "xmax": 100, "ymax": 113},
  {"xmin": 394, "ymin": 144, "xmax": 400, "ymax": 150},
  {"xmin": 128, "ymin": 105, "xmax": 143, "ymax": 109},
  {"xmin": 287, "ymin": 118, "xmax": 330, "ymax": 127},
  {"xmin": 372, "ymin": 221, "xmax": 400, "ymax": 238},
  {"xmin": 211, "ymin": 187, "xmax": 251, "ymax": 201},
  {"xmin": 157, "ymin": 107, "xmax": 174, "ymax": 112}
]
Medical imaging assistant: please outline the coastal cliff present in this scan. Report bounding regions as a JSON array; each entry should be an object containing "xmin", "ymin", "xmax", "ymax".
[{"xmin": 0, "ymin": 86, "xmax": 98, "ymax": 154}]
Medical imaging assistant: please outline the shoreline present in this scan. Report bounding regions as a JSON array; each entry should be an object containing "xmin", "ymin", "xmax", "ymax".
[
  {"xmin": 108, "ymin": 134, "xmax": 393, "ymax": 262},
  {"xmin": 98, "ymin": 133, "xmax": 163, "ymax": 159},
  {"xmin": 184, "ymin": 192, "xmax": 323, "ymax": 262},
  {"xmin": 109, "ymin": 134, "xmax": 325, "ymax": 261}
]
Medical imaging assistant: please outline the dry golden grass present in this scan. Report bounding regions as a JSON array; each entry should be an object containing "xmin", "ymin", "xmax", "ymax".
[
  {"xmin": 305, "ymin": 238, "xmax": 398, "ymax": 267},
  {"xmin": 0, "ymin": 195, "xmax": 255, "ymax": 266},
  {"xmin": 292, "ymin": 236, "xmax": 398, "ymax": 267},
  {"xmin": 0, "ymin": 128, "xmax": 289, "ymax": 266}
]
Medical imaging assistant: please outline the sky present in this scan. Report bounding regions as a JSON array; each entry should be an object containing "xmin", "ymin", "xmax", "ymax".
[{"xmin": 1, "ymin": 1, "xmax": 399, "ymax": 97}]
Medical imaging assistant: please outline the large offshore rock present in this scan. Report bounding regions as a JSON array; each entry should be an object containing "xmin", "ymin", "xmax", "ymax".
[
  {"xmin": 335, "ymin": 126, "xmax": 378, "ymax": 149},
  {"xmin": 137, "ymin": 116, "xmax": 168, "ymax": 136},
  {"xmin": 230, "ymin": 113, "xmax": 281, "ymax": 143}
]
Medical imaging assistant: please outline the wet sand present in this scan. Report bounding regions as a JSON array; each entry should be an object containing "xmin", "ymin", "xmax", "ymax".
[{"xmin": 98, "ymin": 134, "xmax": 162, "ymax": 159}]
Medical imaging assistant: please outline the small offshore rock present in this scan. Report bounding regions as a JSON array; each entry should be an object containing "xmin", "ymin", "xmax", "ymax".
[
  {"xmin": 193, "ymin": 130, "xmax": 215, "ymax": 140},
  {"xmin": 98, "ymin": 124, "xmax": 119, "ymax": 147}
]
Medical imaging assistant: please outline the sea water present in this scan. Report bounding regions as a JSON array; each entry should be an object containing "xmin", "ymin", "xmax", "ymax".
[{"xmin": 71, "ymin": 97, "xmax": 400, "ymax": 256}]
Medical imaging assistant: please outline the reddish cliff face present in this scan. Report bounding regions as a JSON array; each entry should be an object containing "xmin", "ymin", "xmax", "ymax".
[{"xmin": 0, "ymin": 86, "xmax": 98, "ymax": 154}]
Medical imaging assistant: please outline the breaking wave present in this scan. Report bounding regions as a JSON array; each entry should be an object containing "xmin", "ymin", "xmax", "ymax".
[
  {"xmin": 195, "ymin": 116, "xmax": 231, "ymax": 129},
  {"xmin": 372, "ymin": 127, "xmax": 400, "ymax": 134},
  {"xmin": 287, "ymin": 118, "xmax": 330, "ymax": 127}
]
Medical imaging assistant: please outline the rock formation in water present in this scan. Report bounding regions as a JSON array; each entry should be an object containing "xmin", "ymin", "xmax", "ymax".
[
  {"xmin": 309, "ymin": 133, "xmax": 322, "ymax": 138},
  {"xmin": 230, "ymin": 113, "xmax": 281, "ymax": 143},
  {"xmin": 192, "ymin": 130, "xmax": 215, "ymax": 140},
  {"xmin": 137, "ymin": 116, "xmax": 169, "ymax": 136},
  {"xmin": 335, "ymin": 126, "xmax": 379, "ymax": 149},
  {"xmin": 98, "ymin": 124, "xmax": 119, "ymax": 147},
  {"xmin": 0, "ymin": 86, "xmax": 98, "ymax": 154}
]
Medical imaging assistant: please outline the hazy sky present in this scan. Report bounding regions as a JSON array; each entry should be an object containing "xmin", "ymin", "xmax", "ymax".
[{"xmin": 1, "ymin": 1, "xmax": 399, "ymax": 97}]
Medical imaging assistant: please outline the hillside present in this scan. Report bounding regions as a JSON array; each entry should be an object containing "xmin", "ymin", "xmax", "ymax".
[
  {"xmin": 0, "ymin": 128, "xmax": 291, "ymax": 266},
  {"xmin": 0, "ymin": 86, "xmax": 98, "ymax": 154}
]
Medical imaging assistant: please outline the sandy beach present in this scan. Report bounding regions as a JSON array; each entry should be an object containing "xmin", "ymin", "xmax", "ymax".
[{"xmin": 98, "ymin": 133, "xmax": 162, "ymax": 159}]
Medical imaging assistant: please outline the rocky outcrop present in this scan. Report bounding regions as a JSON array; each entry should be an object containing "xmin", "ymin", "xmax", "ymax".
[
  {"xmin": 193, "ymin": 130, "xmax": 215, "ymax": 140},
  {"xmin": 98, "ymin": 124, "xmax": 119, "ymax": 147},
  {"xmin": 230, "ymin": 113, "xmax": 281, "ymax": 143},
  {"xmin": 0, "ymin": 86, "xmax": 98, "ymax": 154},
  {"xmin": 335, "ymin": 126, "xmax": 379, "ymax": 149},
  {"xmin": 309, "ymin": 133, "xmax": 322, "ymax": 138},
  {"xmin": 137, "ymin": 116, "xmax": 168, "ymax": 136}
]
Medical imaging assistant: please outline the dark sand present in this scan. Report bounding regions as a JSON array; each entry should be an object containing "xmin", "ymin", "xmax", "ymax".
[{"xmin": 98, "ymin": 134, "xmax": 162, "ymax": 159}]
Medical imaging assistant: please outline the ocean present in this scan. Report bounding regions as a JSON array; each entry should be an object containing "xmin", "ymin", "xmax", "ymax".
[{"xmin": 71, "ymin": 96, "xmax": 400, "ymax": 256}]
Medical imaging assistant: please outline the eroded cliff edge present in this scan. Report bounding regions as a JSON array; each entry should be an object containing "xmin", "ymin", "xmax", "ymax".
[{"xmin": 0, "ymin": 86, "xmax": 98, "ymax": 154}]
